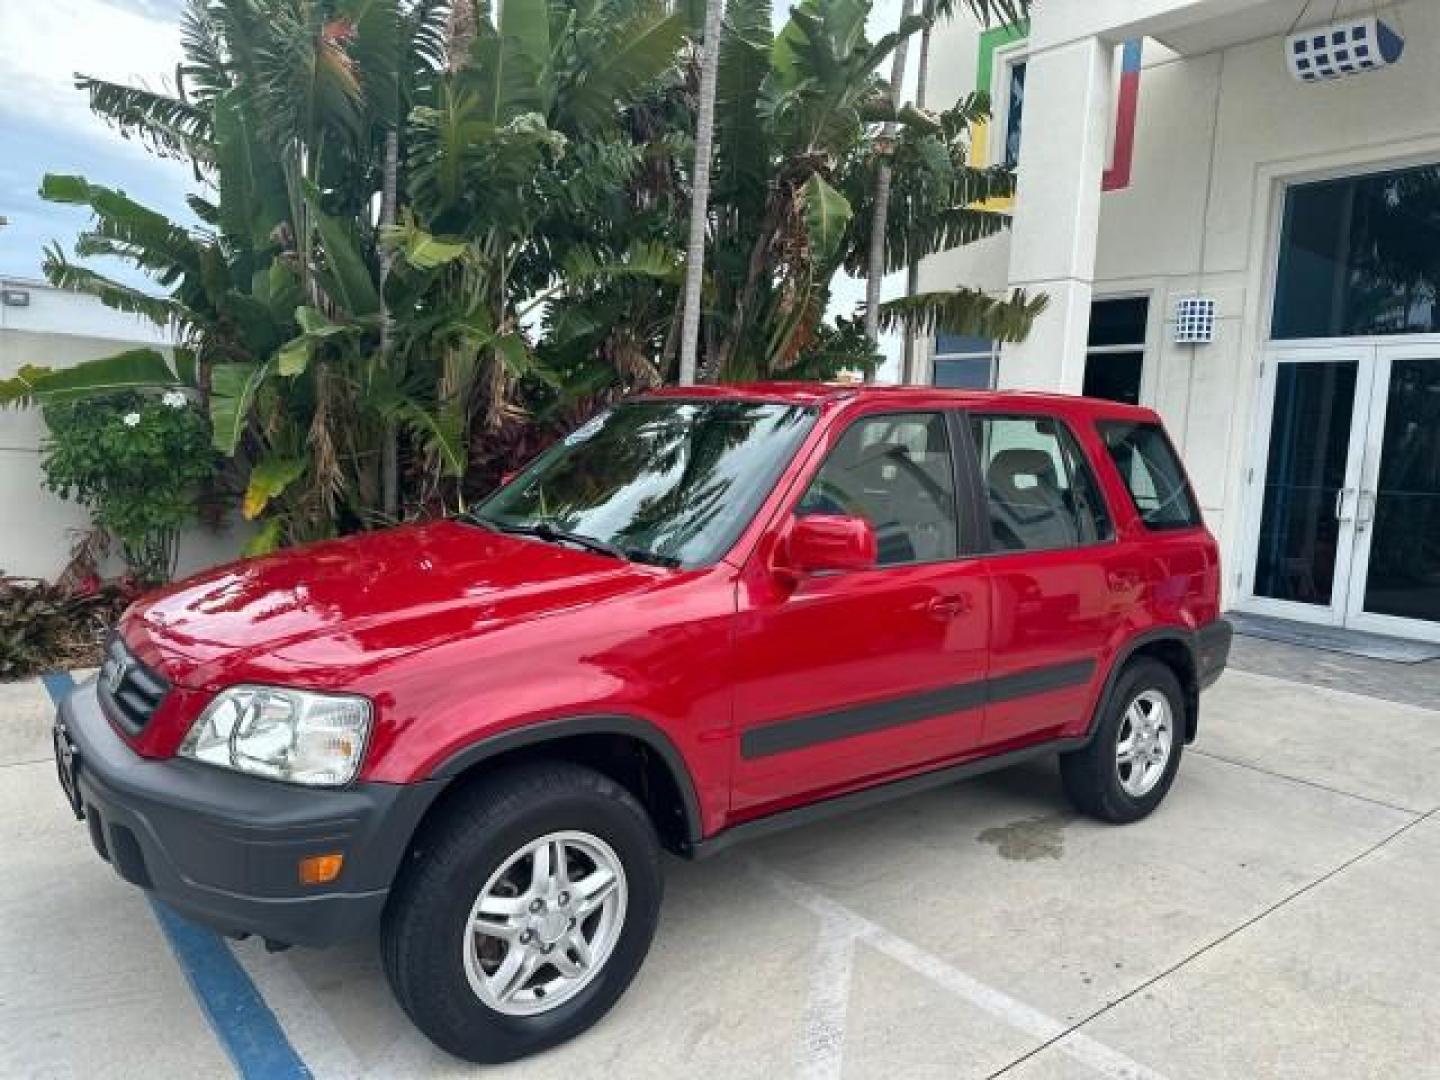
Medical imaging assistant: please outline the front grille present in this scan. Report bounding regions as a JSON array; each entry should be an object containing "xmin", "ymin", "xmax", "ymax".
[{"xmin": 97, "ymin": 634, "xmax": 169, "ymax": 736}]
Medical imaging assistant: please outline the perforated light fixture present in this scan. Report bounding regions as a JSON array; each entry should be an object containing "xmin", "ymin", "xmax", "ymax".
[
  {"xmin": 1287, "ymin": 16, "xmax": 1405, "ymax": 83},
  {"xmin": 1173, "ymin": 298, "xmax": 1215, "ymax": 345}
]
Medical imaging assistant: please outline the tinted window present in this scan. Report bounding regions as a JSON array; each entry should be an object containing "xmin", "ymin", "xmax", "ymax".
[
  {"xmin": 1098, "ymin": 421, "xmax": 1202, "ymax": 529},
  {"xmin": 933, "ymin": 333, "xmax": 996, "ymax": 389},
  {"xmin": 934, "ymin": 357, "xmax": 993, "ymax": 389},
  {"xmin": 971, "ymin": 416, "xmax": 1113, "ymax": 551},
  {"xmin": 476, "ymin": 400, "xmax": 815, "ymax": 567},
  {"xmin": 1272, "ymin": 163, "xmax": 1440, "ymax": 339},
  {"xmin": 798, "ymin": 413, "xmax": 958, "ymax": 566},
  {"xmin": 1084, "ymin": 297, "xmax": 1148, "ymax": 406},
  {"xmin": 1004, "ymin": 60, "xmax": 1027, "ymax": 167}
]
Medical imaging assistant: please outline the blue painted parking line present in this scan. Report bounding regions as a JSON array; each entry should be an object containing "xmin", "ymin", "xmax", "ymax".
[
  {"xmin": 41, "ymin": 669, "xmax": 77, "ymax": 702},
  {"xmin": 150, "ymin": 902, "xmax": 312, "ymax": 1078},
  {"xmin": 42, "ymin": 671, "xmax": 311, "ymax": 1079}
]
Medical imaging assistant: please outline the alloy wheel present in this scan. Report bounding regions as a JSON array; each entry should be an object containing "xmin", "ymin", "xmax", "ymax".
[
  {"xmin": 462, "ymin": 830, "xmax": 628, "ymax": 1016},
  {"xmin": 1115, "ymin": 689, "xmax": 1173, "ymax": 798}
]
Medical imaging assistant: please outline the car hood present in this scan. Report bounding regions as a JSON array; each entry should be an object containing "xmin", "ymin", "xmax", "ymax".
[{"xmin": 122, "ymin": 520, "xmax": 665, "ymax": 691}]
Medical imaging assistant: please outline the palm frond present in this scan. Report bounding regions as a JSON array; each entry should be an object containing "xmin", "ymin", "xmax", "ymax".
[
  {"xmin": 551, "ymin": 4, "xmax": 685, "ymax": 133},
  {"xmin": 878, "ymin": 286, "xmax": 1047, "ymax": 340},
  {"xmin": 713, "ymin": 0, "xmax": 772, "ymax": 207},
  {"xmin": 179, "ymin": 0, "xmax": 232, "ymax": 102},
  {"xmin": 930, "ymin": 0, "xmax": 1030, "ymax": 29},
  {"xmin": 41, "ymin": 245, "xmax": 189, "ymax": 330},
  {"xmin": 75, "ymin": 76, "xmax": 214, "ymax": 160}
]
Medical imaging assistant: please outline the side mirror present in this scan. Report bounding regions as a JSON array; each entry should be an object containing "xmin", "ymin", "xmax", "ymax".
[{"xmin": 782, "ymin": 514, "xmax": 877, "ymax": 575}]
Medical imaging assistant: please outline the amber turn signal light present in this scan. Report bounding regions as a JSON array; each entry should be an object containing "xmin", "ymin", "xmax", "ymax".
[{"xmin": 298, "ymin": 852, "xmax": 344, "ymax": 885}]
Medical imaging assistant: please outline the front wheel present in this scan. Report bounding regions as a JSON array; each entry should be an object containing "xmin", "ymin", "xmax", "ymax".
[
  {"xmin": 381, "ymin": 760, "xmax": 663, "ymax": 1063},
  {"xmin": 1060, "ymin": 658, "xmax": 1185, "ymax": 823}
]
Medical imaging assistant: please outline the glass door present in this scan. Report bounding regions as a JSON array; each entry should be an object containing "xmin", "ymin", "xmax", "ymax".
[
  {"xmin": 1346, "ymin": 346, "xmax": 1440, "ymax": 642},
  {"xmin": 1239, "ymin": 348, "xmax": 1375, "ymax": 625}
]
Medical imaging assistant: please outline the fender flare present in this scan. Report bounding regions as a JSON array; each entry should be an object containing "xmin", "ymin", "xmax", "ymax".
[
  {"xmin": 1086, "ymin": 627, "xmax": 1201, "ymax": 743},
  {"xmin": 429, "ymin": 714, "xmax": 706, "ymax": 846}
]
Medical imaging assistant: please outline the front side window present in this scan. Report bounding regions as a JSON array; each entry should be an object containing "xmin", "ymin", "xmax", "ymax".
[
  {"xmin": 798, "ymin": 412, "xmax": 958, "ymax": 566},
  {"xmin": 475, "ymin": 400, "xmax": 816, "ymax": 567},
  {"xmin": 972, "ymin": 415, "xmax": 1113, "ymax": 552},
  {"xmin": 1098, "ymin": 421, "xmax": 1202, "ymax": 529}
]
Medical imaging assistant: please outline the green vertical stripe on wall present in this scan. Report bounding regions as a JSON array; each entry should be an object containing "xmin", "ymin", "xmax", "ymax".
[{"xmin": 975, "ymin": 20, "xmax": 1029, "ymax": 93}]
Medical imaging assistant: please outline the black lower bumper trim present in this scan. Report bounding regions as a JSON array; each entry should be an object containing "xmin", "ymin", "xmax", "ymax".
[
  {"xmin": 55, "ymin": 681, "xmax": 447, "ymax": 947},
  {"xmin": 1196, "ymin": 618, "xmax": 1234, "ymax": 689}
]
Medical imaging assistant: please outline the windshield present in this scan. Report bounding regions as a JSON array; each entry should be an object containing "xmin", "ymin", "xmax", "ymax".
[{"xmin": 471, "ymin": 399, "xmax": 817, "ymax": 567}]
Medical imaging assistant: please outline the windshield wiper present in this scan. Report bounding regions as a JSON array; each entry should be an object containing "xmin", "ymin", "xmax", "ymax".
[
  {"xmin": 464, "ymin": 514, "xmax": 682, "ymax": 567},
  {"xmin": 490, "ymin": 520, "xmax": 630, "ymax": 562}
]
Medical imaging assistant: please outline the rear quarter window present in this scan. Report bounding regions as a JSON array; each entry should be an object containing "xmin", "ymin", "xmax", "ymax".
[{"xmin": 1097, "ymin": 421, "xmax": 1202, "ymax": 529}]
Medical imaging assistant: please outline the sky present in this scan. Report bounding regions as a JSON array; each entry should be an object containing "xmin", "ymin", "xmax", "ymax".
[
  {"xmin": 0, "ymin": 0, "xmax": 194, "ymax": 287},
  {"xmin": 0, "ymin": 0, "xmax": 906, "ymax": 358}
]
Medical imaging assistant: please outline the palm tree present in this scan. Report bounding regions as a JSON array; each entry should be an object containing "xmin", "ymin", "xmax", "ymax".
[
  {"xmin": 862, "ymin": 0, "xmax": 1030, "ymax": 375},
  {"xmin": 679, "ymin": 0, "xmax": 726, "ymax": 386}
]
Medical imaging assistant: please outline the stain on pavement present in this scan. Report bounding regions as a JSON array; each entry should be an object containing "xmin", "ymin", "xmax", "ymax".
[{"xmin": 977, "ymin": 814, "xmax": 1070, "ymax": 861}]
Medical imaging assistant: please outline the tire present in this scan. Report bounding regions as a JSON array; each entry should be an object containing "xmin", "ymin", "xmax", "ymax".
[
  {"xmin": 1060, "ymin": 658, "xmax": 1185, "ymax": 824},
  {"xmin": 381, "ymin": 759, "xmax": 663, "ymax": 1063}
]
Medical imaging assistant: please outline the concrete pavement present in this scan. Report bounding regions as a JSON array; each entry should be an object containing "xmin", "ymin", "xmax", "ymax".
[{"xmin": 1, "ymin": 665, "xmax": 1436, "ymax": 1079}]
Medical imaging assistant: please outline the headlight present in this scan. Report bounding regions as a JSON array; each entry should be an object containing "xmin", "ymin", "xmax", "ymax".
[{"xmin": 179, "ymin": 686, "xmax": 372, "ymax": 786}]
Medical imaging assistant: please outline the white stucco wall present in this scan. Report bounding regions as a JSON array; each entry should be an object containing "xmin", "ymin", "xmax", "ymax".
[
  {"xmin": 0, "ymin": 280, "xmax": 245, "ymax": 581},
  {"xmin": 917, "ymin": 0, "xmax": 1437, "ymax": 595}
]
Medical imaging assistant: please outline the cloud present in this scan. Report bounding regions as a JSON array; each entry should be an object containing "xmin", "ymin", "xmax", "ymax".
[
  {"xmin": 0, "ymin": 0, "xmax": 195, "ymax": 287},
  {"xmin": 0, "ymin": 0, "xmax": 187, "ymax": 157}
]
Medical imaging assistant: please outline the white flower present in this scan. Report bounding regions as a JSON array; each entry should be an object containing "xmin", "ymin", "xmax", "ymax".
[
  {"xmin": 122, "ymin": 412, "xmax": 142, "ymax": 428},
  {"xmin": 161, "ymin": 390, "xmax": 188, "ymax": 409}
]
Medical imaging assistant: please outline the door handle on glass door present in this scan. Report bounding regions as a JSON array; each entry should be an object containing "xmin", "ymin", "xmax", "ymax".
[
  {"xmin": 1356, "ymin": 490, "xmax": 1376, "ymax": 532},
  {"xmin": 1334, "ymin": 487, "xmax": 1355, "ymax": 522}
]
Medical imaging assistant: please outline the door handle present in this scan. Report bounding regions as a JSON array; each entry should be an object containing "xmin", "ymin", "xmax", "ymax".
[
  {"xmin": 1334, "ymin": 487, "xmax": 1355, "ymax": 522},
  {"xmin": 926, "ymin": 596, "xmax": 967, "ymax": 620},
  {"xmin": 1356, "ymin": 490, "xmax": 1376, "ymax": 532}
]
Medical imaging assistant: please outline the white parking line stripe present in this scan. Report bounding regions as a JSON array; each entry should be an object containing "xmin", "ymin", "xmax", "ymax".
[
  {"xmin": 228, "ymin": 939, "xmax": 364, "ymax": 1080},
  {"xmin": 799, "ymin": 915, "xmax": 855, "ymax": 1080},
  {"xmin": 750, "ymin": 861, "xmax": 1171, "ymax": 1080}
]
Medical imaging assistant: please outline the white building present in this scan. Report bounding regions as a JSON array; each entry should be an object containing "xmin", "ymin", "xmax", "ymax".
[
  {"xmin": 0, "ymin": 278, "xmax": 238, "ymax": 580},
  {"xmin": 918, "ymin": 0, "xmax": 1440, "ymax": 643}
]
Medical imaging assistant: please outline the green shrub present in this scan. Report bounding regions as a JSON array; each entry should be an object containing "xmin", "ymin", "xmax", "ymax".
[{"xmin": 40, "ymin": 391, "xmax": 215, "ymax": 585}]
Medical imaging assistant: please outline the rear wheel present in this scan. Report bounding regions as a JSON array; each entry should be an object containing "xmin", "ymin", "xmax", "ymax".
[
  {"xmin": 381, "ymin": 760, "xmax": 663, "ymax": 1063},
  {"xmin": 1061, "ymin": 658, "xmax": 1185, "ymax": 823}
]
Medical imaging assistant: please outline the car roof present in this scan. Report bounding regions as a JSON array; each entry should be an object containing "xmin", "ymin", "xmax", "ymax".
[{"xmin": 643, "ymin": 382, "xmax": 1158, "ymax": 421}]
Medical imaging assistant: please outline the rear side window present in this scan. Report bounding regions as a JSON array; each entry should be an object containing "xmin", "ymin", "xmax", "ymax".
[
  {"xmin": 1098, "ymin": 421, "xmax": 1202, "ymax": 529},
  {"xmin": 971, "ymin": 415, "xmax": 1113, "ymax": 552}
]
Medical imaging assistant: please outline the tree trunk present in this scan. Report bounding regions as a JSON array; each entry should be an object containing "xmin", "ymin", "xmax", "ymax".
[
  {"xmin": 678, "ymin": 0, "xmax": 726, "ymax": 386},
  {"xmin": 446, "ymin": 0, "xmax": 478, "ymax": 72},
  {"xmin": 862, "ymin": 0, "xmax": 916, "ymax": 381},
  {"xmin": 902, "ymin": 5, "xmax": 934, "ymax": 385},
  {"xmin": 379, "ymin": 127, "xmax": 400, "ymax": 520}
]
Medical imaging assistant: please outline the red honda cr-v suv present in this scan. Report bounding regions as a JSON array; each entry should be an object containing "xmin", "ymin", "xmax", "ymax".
[{"xmin": 54, "ymin": 384, "xmax": 1230, "ymax": 1062}]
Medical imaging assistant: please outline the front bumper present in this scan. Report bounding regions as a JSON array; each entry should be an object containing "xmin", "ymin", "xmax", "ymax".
[{"xmin": 54, "ymin": 681, "xmax": 445, "ymax": 947}]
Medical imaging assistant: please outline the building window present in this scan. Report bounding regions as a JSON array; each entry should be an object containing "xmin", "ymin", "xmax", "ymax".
[
  {"xmin": 1083, "ymin": 297, "xmax": 1148, "ymax": 405},
  {"xmin": 1003, "ymin": 59, "xmax": 1027, "ymax": 168},
  {"xmin": 932, "ymin": 333, "xmax": 997, "ymax": 389},
  {"xmin": 1272, "ymin": 162, "xmax": 1440, "ymax": 339}
]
